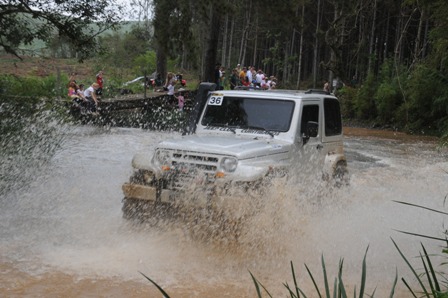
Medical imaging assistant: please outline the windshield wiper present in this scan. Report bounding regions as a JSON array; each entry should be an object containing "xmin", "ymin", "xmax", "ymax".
[
  {"xmin": 241, "ymin": 125, "xmax": 275, "ymax": 137},
  {"xmin": 207, "ymin": 123, "xmax": 236, "ymax": 134}
]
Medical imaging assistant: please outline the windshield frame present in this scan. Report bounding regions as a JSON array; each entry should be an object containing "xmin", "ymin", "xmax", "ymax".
[{"xmin": 200, "ymin": 95, "xmax": 295, "ymax": 133}]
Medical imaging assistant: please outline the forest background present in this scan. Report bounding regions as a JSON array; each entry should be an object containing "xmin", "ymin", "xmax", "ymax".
[{"xmin": 1, "ymin": 0, "xmax": 447, "ymax": 141}]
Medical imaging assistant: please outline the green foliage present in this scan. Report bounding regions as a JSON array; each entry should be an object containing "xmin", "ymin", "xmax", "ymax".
[
  {"xmin": 132, "ymin": 51, "xmax": 157, "ymax": 77},
  {"xmin": 373, "ymin": 60, "xmax": 403, "ymax": 125},
  {"xmin": 0, "ymin": 74, "xmax": 66, "ymax": 98},
  {"xmin": 337, "ymin": 86, "xmax": 357, "ymax": 119},
  {"xmin": 0, "ymin": 0, "xmax": 123, "ymax": 61},
  {"xmin": 374, "ymin": 82, "xmax": 400, "ymax": 124},
  {"xmin": 406, "ymin": 64, "xmax": 448, "ymax": 135},
  {"xmin": 96, "ymin": 26, "xmax": 151, "ymax": 71},
  {"xmin": 392, "ymin": 200, "xmax": 448, "ymax": 297},
  {"xmin": 353, "ymin": 72, "xmax": 377, "ymax": 120},
  {"xmin": 248, "ymin": 247, "xmax": 397, "ymax": 298}
]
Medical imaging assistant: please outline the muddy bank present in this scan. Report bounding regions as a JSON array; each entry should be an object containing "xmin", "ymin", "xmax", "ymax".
[
  {"xmin": 343, "ymin": 126, "xmax": 440, "ymax": 143},
  {"xmin": 0, "ymin": 262, "xmax": 252, "ymax": 297}
]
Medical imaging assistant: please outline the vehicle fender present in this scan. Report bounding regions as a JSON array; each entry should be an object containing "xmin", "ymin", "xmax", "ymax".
[
  {"xmin": 323, "ymin": 153, "xmax": 346, "ymax": 175},
  {"xmin": 131, "ymin": 151, "xmax": 157, "ymax": 172},
  {"xmin": 223, "ymin": 164, "xmax": 270, "ymax": 182}
]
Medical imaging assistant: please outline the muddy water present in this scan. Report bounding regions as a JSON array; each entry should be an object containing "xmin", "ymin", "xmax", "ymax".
[{"xmin": 1, "ymin": 125, "xmax": 447, "ymax": 297}]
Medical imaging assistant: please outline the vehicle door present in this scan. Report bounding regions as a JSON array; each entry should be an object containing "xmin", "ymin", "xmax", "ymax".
[
  {"xmin": 296, "ymin": 101, "xmax": 326, "ymax": 172},
  {"xmin": 321, "ymin": 97, "xmax": 343, "ymax": 153}
]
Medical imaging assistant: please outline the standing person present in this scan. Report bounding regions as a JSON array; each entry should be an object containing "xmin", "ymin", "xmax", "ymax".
[
  {"xmin": 166, "ymin": 80, "xmax": 176, "ymax": 105},
  {"xmin": 261, "ymin": 74, "xmax": 268, "ymax": 89},
  {"xmin": 175, "ymin": 91, "xmax": 185, "ymax": 111},
  {"xmin": 250, "ymin": 67, "xmax": 257, "ymax": 85},
  {"xmin": 96, "ymin": 70, "xmax": 104, "ymax": 97},
  {"xmin": 230, "ymin": 68, "xmax": 239, "ymax": 90},
  {"xmin": 239, "ymin": 67, "xmax": 247, "ymax": 85},
  {"xmin": 163, "ymin": 72, "xmax": 175, "ymax": 91},
  {"xmin": 214, "ymin": 63, "xmax": 222, "ymax": 90},
  {"xmin": 255, "ymin": 69, "xmax": 264, "ymax": 87},
  {"xmin": 219, "ymin": 66, "xmax": 226, "ymax": 90},
  {"xmin": 84, "ymin": 83, "xmax": 100, "ymax": 115},
  {"xmin": 246, "ymin": 66, "xmax": 253, "ymax": 85},
  {"xmin": 323, "ymin": 81, "xmax": 330, "ymax": 92}
]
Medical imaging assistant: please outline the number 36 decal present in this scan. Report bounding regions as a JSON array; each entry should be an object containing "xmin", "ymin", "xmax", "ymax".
[{"xmin": 208, "ymin": 95, "xmax": 224, "ymax": 106}]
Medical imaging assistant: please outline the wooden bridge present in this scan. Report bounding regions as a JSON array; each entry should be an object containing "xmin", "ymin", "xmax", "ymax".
[
  {"xmin": 98, "ymin": 90, "xmax": 196, "ymax": 112},
  {"xmin": 70, "ymin": 89, "xmax": 197, "ymax": 130}
]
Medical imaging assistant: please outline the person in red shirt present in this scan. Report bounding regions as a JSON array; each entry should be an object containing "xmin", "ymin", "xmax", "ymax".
[{"xmin": 96, "ymin": 70, "xmax": 104, "ymax": 96}]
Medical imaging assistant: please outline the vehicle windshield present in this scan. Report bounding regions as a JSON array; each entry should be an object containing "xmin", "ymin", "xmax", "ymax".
[{"xmin": 201, "ymin": 96, "xmax": 295, "ymax": 132}]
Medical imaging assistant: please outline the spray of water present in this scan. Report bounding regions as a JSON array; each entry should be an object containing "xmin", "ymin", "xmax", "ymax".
[{"xmin": 1, "ymin": 110, "xmax": 447, "ymax": 296}]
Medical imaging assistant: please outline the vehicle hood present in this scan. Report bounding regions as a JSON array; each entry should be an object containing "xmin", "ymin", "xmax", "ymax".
[{"xmin": 157, "ymin": 135, "xmax": 291, "ymax": 160}]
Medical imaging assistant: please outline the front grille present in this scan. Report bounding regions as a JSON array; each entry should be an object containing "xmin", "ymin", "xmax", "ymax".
[{"xmin": 168, "ymin": 152, "xmax": 219, "ymax": 191}]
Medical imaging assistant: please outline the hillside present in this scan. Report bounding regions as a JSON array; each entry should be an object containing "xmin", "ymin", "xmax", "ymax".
[{"xmin": 0, "ymin": 55, "xmax": 94, "ymax": 81}]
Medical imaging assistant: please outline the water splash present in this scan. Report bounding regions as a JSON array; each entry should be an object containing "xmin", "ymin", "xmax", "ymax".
[{"xmin": 1, "ymin": 121, "xmax": 447, "ymax": 296}]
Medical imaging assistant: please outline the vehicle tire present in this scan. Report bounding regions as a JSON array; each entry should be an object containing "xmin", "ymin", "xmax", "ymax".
[
  {"xmin": 122, "ymin": 197, "xmax": 173, "ymax": 225},
  {"xmin": 333, "ymin": 161, "xmax": 349, "ymax": 187}
]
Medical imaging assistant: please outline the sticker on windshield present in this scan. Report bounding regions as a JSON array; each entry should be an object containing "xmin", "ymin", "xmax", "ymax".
[{"xmin": 208, "ymin": 95, "xmax": 224, "ymax": 106}]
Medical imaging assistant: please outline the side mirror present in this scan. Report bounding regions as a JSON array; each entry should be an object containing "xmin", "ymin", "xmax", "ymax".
[
  {"xmin": 306, "ymin": 121, "xmax": 319, "ymax": 138},
  {"xmin": 302, "ymin": 121, "xmax": 319, "ymax": 144}
]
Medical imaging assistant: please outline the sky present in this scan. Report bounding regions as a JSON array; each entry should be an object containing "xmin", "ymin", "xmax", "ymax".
[{"xmin": 116, "ymin": 0, "xmax": 153, "ymax": 21}]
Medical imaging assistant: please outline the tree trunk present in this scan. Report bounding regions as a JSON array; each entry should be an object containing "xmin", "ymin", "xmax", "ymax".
[
  {"xmin": 238, "ymin": 0, "xmax": 252, "ymax": 66},
  {"xmin": 203, "ymin": 4, "xmax": 222, "ymax": 82},
  {"xmin": 252, "ymin": 12, "xmax": 258, "ymax": 67},
  {"xmin": 227, "ymin": 15, "xmax": 234, "ymax": 68},
  {"xmin": 312, "ymin": 0, "xmax": 321, "ymax": 88},
  {"xmin": 412, "ymin": 8, "xmax": 425, "ymax": 65},
  {"xmin": 296, "ymin": 3, "xmax": 305, "ymax": 89},
  {"xmin": 156, "ymin": 50, "xmax": 167, "ymax": 83},
  {"xmin": 367, "ymin": 0, "xmax": 377, "ymax": 74},
  {"xmin": 222, "ymin": 13, "xmax": 228, "ymax": 66},
  {"xmin": 153, "ymin": 0, "xmax": 171, "ymax": 81},
  {"xmin": 283, "ymin": 40, "xmax": 289, "ymax": 83}
]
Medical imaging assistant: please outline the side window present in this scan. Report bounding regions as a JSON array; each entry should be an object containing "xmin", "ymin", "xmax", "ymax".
[
  {"xmin": 324, "ymin": 98, "xmax": 342, "ymax": 136},
  {"xmin": 301, "ymin": 105, "xmax": 319, "ymax": 135}
]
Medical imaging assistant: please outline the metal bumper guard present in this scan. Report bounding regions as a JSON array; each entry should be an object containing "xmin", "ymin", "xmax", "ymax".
[{"xmin": 122, "ymin": 183, "xmax": 171, "ymax": 203}]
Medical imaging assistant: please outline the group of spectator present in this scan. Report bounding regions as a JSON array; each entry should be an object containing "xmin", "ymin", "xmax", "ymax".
[
  {"xmin": 67, "ymin": 70, "xmax": 104, "ymax": 115},
  {"xmin": 158, "ymin": 72, "xmax": 187, "ymax": 111},
  {"xmin": 215, "ymin": 63, "xmax": 277, "ymax": 90}
]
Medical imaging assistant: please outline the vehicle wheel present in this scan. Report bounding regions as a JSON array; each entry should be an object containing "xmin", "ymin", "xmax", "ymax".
[
  {"xmin": 122, "ymin": 197, "xmax": 174, "ymax": 225},
  {"xmin": 333, "ymin": 161, "xmax": 349, "ymax": 187}
]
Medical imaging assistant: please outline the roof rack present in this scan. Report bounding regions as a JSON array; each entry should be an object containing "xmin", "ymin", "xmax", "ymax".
[
  {"xmin": 233, "ymin": 86, "xmax": 262, "ymax": 91},
  {"xmin": 304, "ymin": 89, "xmax": 331, "ymax": 95}
]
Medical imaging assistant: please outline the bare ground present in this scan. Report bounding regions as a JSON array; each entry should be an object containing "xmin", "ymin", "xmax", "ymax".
[{"xmin": 0, "ymin": 54, "xmax": 93, "ymax": 81}]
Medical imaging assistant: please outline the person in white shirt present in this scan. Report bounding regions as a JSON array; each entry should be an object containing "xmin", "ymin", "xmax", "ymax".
[
  {"xmin": 255, "ymin": 70, "xmax": 264, "ymax": 87},
  {"xmin": 167, "ymin": 80, "xmax": 176, "ymax": 105},
  {"xmin": 246, "ymin": 66, "xmax": 253, "ymax": 85},
  {"xmin": 83, "ymin": 83, "xmax": 100, "ymax": 114}
]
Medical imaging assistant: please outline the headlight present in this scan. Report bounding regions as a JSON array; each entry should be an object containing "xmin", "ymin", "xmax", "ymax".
[
  {"xmin": 220, "ymin": 157, "xmax": 238, "ymax": 172},
  {"xmin": 154, "ymin": 149, "xmax": 171, "ymax": 165}
]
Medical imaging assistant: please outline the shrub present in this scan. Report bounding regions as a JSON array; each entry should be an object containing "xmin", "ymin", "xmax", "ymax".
[
  {"xmin": 353, "ymin": 72, "xmax": 377, "ymax": 120},
  {"xmin": 337, "ymin": 85, "xmax": 357, "ymax": 119}
]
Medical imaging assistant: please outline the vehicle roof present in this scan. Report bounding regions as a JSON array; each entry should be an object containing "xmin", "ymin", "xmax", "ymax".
[{"xmin": 209, "ymin": 88, "xmax": 337, "ymax": 101}]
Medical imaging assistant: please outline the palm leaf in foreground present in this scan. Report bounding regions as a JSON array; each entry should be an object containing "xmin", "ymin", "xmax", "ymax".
[
  {"xmin": 391, "ymin": 238, "xmax": 430, "ymax": 297},
  {"xmin": 139, "ymin": 271, "xmax": 171, "ymax": 298}
]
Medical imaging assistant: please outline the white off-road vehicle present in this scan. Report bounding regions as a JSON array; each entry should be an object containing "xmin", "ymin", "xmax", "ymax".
[{"xmin": 122, "ymin": 83, "xmax": 347, "ymax": 220}]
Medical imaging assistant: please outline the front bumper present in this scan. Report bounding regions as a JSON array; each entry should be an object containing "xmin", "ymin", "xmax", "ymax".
[{"xmin": 122, "ymin": 183, "xmax": 171, "ymax": 203}]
